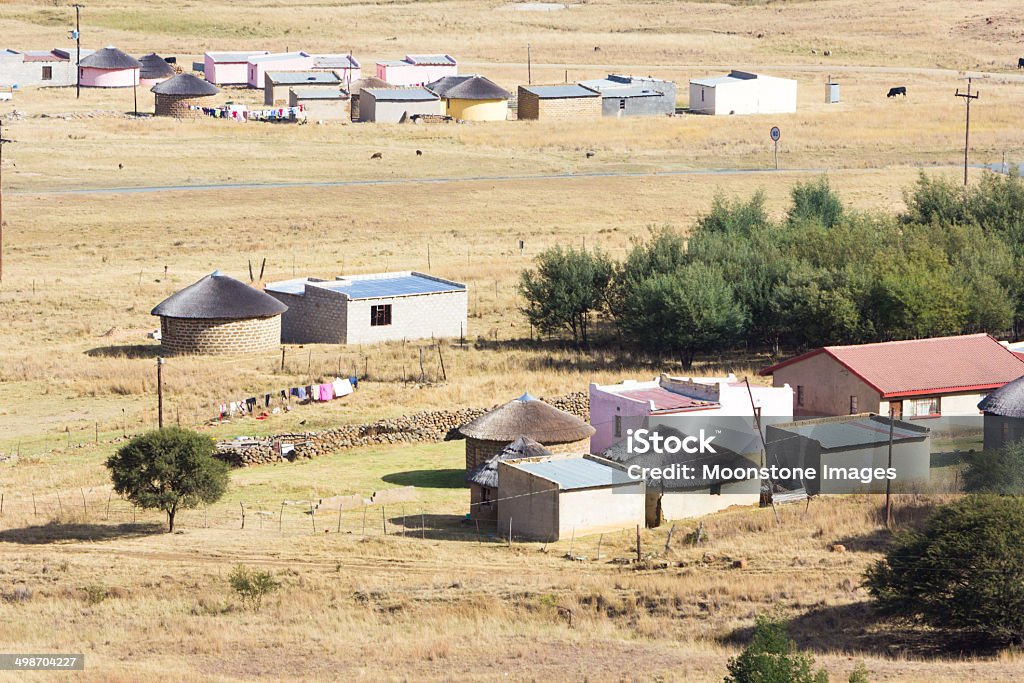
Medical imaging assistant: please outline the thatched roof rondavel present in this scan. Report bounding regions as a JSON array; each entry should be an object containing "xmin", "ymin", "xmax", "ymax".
[
  {"xmin": 458, "ymin": 393, "xmax": 595, "ymax": 444},
  {"xmin": 466, "ymin": 436, "xmax": 551, "ymax": 488},
  {"xmin": 152, "ymin": 271, "xmax": 286, "ymax": 320},
  {"xmin": 979, "ymin": 374, "xmax": 1024, "ymax": 418}
]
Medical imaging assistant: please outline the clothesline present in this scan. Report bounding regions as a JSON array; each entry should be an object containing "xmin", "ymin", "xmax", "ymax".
[
  {"xmin": 214, "ymin": 376, "xmax": 355, "ymax": 423},
  {"xmin": 192, "ymin": 104, "xmax": 305, "ymax": 122}
]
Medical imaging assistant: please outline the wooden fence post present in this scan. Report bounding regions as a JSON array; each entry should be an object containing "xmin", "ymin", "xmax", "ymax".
[
  {"xmin": 240, "ymin": 502, "xmax": 245, "ymax": 529},
  {"xmin": 635, "ymin": 524, "xmax": 642, "ymax": 562},
  {"xmin": 381, "ymin": 505, "xmax": 387, "ymax": 535}
]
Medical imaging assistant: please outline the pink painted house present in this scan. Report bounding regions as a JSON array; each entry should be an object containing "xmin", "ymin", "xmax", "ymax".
[
  {"xmin": 375, "ymin": 54, "xmax": 456, "ymax": 87},
  {"xmin": 589, "ymin": 374, "xmax": 793, "ymax": 454},
  {"xmin": 203, "ymin": 51, "xmax": 269, "ymax": 85},
  {"xmin": 246, "ymin": 51, "xmax": 314, "ymax": 88},
  {"xmin": 78, "ymin": 47, "xmax": 140, "ymax": 88}
]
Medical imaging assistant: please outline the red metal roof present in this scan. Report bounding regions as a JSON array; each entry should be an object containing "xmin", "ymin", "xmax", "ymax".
[
  {"xmin": 761, "ymin": 334, "xmax": 1024, "ymax": 398},
  {"xmin": 617, "ymin": 387, "xmax": 719, "ymax": 412}
]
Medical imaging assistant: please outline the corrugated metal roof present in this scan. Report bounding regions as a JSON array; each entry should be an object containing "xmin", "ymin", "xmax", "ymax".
[
  {"xmin": 577, "ymin": 76, "xmax": 670, "ymax": 97},
  {"xmin": 291, "ymin": 87, "xmax": 347, "ymax": 100},
  {"xmin": 249, "ymin": 51, "xmax": 310, "ymax": 63},
  {"xmin": 313, "ymin": 54, "xmax": 359, "ymax": 69},
  {"xmin": 774, "ymin": 417, "xmax": 926, "ymax": 450},
  {"xmin": 762, "ymin": 334, "xmax": 1024, "ymax": 398},
  {"xmin": 266, "ymin": 71, "xmax": 340, "ymax": 85},
  {"xmin": 206, "ymin": 51, "xmax": 269, "ymax": 63},
  {"xmin": 520, "ymin": 84, "xmax": 599, "ymax": 99},
  {"xmin": 22, "ymin": 50, "xmax": 68, "ymax": 63},
  {"xmin": 362, "ymin": 87, "xmax": 437, "ymax": 101},
  {"xmin": 617, "ymin": 387, "xmax": 718, "ymax": 412},
  {"xmin": 265, "ymin": 273, "xmax": 464, "ymax": 299},
  {"xmin": 511, "ymin": 457, "xmax": 623, "ymax": 491},
  {"xmin": 405, "ymin": 54, "xmax": 456, "ymax": 66}
]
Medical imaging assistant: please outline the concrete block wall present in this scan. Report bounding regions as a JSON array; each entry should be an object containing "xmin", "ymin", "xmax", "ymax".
[
  {"xmin": 159, "ymin": 315, "xmax": 281, "ymax": 355},
  {"xmin": 155, "ymin": 94, "xmax": 204, "ymax": 118},
  {"xmin": 517, "ymin": 88, "xmax": 601, "ymax": 120},
  {"xmin": 0, "ymin": 56, "xmax": 77, "ymax": 88},
  {"xmin": 345, "ymin": 289, "xmax": 468, "ymax": 344},
  {"xmin": 269, "ymin": 285, "xmax": 347, "ymax": 344}
]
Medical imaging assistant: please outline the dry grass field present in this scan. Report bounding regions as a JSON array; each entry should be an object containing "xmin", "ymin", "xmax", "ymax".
[{"xmin": 2, "ymin": 0, "xmax": 1024, "ymax": 680}]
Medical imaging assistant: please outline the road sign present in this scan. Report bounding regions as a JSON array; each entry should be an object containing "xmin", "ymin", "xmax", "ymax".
[{"xmin": 770, "ymin": 126, "xmax": 781, "ymax": 141}]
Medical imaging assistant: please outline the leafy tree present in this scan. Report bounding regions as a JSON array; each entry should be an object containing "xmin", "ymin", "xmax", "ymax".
[
  {"xmin": 106, "ymin": 427, "xmax": 229, "ymax": 532},
  {"xmin": 902, "ymin": 172, "xmax": 968, "ymax": 226},
  {"xmin": 697, "ymin": 191, "xmax": 771, "ymax": 236},
  {"xmin": 725, "ymin": 614, "xmax": 829, "ymax": 683},
  {"xmin": 788, "ymin": 177, "xmax": 844, "ymax": 228},
  {"xmin": 963, "ymin": 441, "xmax": 1024, "ymax": 495},
  {"xmin": 518, "ymin": 246, "xmax": 613, "ymax": 347},
  {"xmin": 616, "ymin": 262, "xmax": 746, "ymax": 369},
  {"xmin": 864, "ymin": 495, "xmax": 1024, "ymax": 645}
]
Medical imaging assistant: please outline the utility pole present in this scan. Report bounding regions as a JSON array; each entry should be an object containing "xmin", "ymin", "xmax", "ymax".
[
  {"xmin": 157, "ymin": 356, "xmax": 165, "ymax": 429},
  {"xmin": 72, "ymin": 4, "xmax": 84, "ymax": 99},
  {"xmin": 527, "ymin": 43, "xmax": 532, "ymax": 85},
  {"xmin": 0, "ymin": 119, "xmax": 12, "ymax": 283},
  {"xmin": 885, "ymin": 405, "xmax": 895, "ymax": 529},
  {"xmin": 955, "ymin": 77, "xmax": 979, "ymax": 186}
]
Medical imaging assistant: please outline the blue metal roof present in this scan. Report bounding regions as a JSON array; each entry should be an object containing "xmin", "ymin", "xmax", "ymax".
[
  {"xmin": 774, "ymin": 417, "xmax": 926, "ymax": 450},
  {"xmin": 266, "ymin": 273, "xmax": 465, "ymax": 300},
  {"xmin": 266, "ymin": 71, "xmax": 339, "ymax": 85},
  {"xmin": 521, "ymin": 84, "xmax": 598, "ymax": 99},
  {"xmin": 362, "ymin": 87, "xmax": 438, "ymax": 101},
  {"xmin": 512, "ymin": 458, "xmax": 624, "ymax": 491}
]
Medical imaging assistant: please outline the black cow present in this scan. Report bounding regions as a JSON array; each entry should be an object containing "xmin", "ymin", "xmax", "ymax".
[
  {"xmin": 887, "ymin": 86, "xmax": 907, "ymax": 98},
  {"xmin": 1018, "ymin": 57, "xmax": 1024, "ymax": 69}
]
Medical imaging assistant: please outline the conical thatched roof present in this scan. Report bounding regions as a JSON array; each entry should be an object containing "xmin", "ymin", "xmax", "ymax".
[
  {"xmin": 351, "ymin": 76, "xmax": 390, "ymax": 93},
  {"xmin": 979, "ymin": 374, "xmax": 1024, "ymax": 417},
  {"xmin": 427, "ymin": 75, "xmax": 510, "ymax": 100},
  {"xmin": 467, "ymin": 436, "xmax": 551, "ymax": 488},
  {"xmin": 458, "ymin": 393, "xmax": 595, "ymax": 443},
  {"xmin": 138, "ymin": 52, "xmax": 176, "ymax": 80},
  {"xmin": 151, "ymin": 73, "xmax": 219, "ymax": 97},
  {"xmin": 79, "ymin": 46, "xmax": 141, "ymax": 70},
  {"xmin": 152, "ymin": 271, "xmax": 287, "ymax": 320}
]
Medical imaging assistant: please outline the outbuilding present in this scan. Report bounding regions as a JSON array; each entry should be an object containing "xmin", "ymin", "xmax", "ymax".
[
  {"xmin": 978, "ymin": 374, "xmax": 1024, "ymax": 451},
  {"xmin": 766, "ymin": 414, "xmax": 931, "ymax": 495},
  {"xmin": 265, "ymin": 271, "xmax": 467, "ymax": 345},
  {"xmin": 459, "ymin": 392, "xmax": 596, "ymax": 471},
  {"xmin": 78, "ymin": 47, "xmax": 141, "ymax": 88},
  {"xmin": 357, "ymin": 87, "xmax": 442, "ymax": 122},
  {"xmin": 247, "ymin": 51, "xmax": 314, "ymax": 88},
  {"xmin": 761, "ymin": 333, "xmax": 1024, "ymax": 418},
  {"xmin": 289, "ymin": 87, "xmax": 349, "ymax": 120},
  {"xmin": 347, "ymin": 76, "xmax": 390, "ymax": 121},
  {"xmin": 497, "ymin": 454, "xmax": 644, "ymax": 542},
  {"xmin": 152, "ymin": 271, "xmax": 287, "ymax": 356},
  {"xmin": 0, "ymin": 48, "xmax": 85, "ymax": 88},
  {"xmin": 516, "ymin": 84, "xmax": 601, "ymax": 121},
  {"xmin": 426, "ymin": 74, "xmax": 510, "ymax": 121},
  {"xmin": 152, "ymin": 73, "xmax": 219, "ymax": 118},
  {"xmin": 138, "ymin": 53, "xmax": 176, "ymax": 86},
  {"xmin": 467, "ymin": 436, "xmax": 550, "ymax": 522},
  {"xmin": 203, "ymin": 51, "xmax": 269, "ymax": 85},
  {"xmin": 577, "ymin": 74, "xmax": 676, "ymax": 117},
  {"xmin": 376, "ymin": 54, "xmax": 457, "ymax": 87},
  {"xmin": 264, "ymin": 70, "xmax": 341, "ymax": 105},
  {"xmin": 689, "ymin": 70, "xmax": 797, "ymax": 115}
]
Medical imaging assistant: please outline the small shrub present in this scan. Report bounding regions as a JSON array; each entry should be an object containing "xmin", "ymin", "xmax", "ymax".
[
  {"xmin": 725, "ymin": 614, "xmax": 829, "ymax": 683},
  {"xmin": 3, "ymin": 586, "xmax": 33, "ymax": 603},
  {"xmin": 848, "ymin": 661, "xmax": 870, "ymax": 683},
  {"xmin": 229, "ymin": 565, "xmax": 280, "ymax": 612},
  {"xmin": 83, "ymin": 584, "xmax": 108, "ymax": 605}
]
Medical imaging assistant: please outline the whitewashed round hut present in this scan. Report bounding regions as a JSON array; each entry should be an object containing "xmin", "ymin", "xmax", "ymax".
[{"xmin": 458, "ymin": 392, "xmax": 595, "ymax": 471}]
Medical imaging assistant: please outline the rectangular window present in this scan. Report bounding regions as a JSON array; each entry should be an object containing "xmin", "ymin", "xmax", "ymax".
[
  {"xmin": 370, "ymin": 304, "xmax": 392, "ymax": 327},
  {"xmin": 796, "ymin": 385, "xmax": 805, "ymax": 407},
  {"xmin": 618, "ymin": 98, "xmax": 626, "ymax": 110},
  {"xmin": 849, "ymin": 395, "xmax": 858, "ymax": 414},
  {"xmin": 614, "ymin": 415, "xmax": 622, "ymax": 438},
  {"xmin": 905, "ymin": 397, "xmax": 940, "ymax": 418},
  {"xmin": 41, "ymin": 65, "xmax": 52, "ymax": 80}
]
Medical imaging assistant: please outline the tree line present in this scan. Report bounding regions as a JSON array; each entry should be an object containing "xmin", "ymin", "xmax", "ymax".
[{"xmin": 519, "ymin": 173, "xmax": 1024, "ymax": 367}]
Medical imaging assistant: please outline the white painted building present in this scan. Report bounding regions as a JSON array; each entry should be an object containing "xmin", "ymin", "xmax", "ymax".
[
  {"xmin": 688, "ymin": 70, "xmax": 797, "ymax": 115},
  {"xmin": 265, "ymin": 271, "xmax": 467, "ymax": 345}
]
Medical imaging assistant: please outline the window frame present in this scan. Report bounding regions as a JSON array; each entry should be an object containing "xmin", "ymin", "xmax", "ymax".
[
  {"xmin": 41, "ymin": 65, "xmax": 53, "ymax": 81},
  {"xmin": 370, "ymin": 304, "xmax": 392, "ymax": 327}
]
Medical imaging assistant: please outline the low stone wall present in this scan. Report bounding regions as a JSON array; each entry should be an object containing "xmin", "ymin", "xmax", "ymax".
[{"xmin": 215, "ymin": 392, "xmax": 589, "ymax": 467}]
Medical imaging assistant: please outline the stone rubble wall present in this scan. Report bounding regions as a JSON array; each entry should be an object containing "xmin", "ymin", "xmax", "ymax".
[{"xmin": 215, "ymin": 391, "xmax": 589, "ymax": 467}]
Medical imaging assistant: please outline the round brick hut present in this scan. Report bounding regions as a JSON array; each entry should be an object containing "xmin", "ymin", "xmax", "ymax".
[
  {"xmin": 151, "ymin": 73, "xmax": 219, "ymax": 118},
  {"xmin": 138, "ymin": 52, "xmax": 176, "ymax": 86},
  {"xmin": 151, "ymin": 271, "xmax": 287, "ymax": 356},
  {"xmin": 78, "ymin": 47, "xmax": 141, "ymax": 88},
  {"xmin": 459, "ymin": 392, "xmax": 596, "ymax": 471}
]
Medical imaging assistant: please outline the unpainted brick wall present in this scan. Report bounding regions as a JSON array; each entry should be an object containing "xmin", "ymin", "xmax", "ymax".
[{"xmin": 159, "ymin": 315, "xmax": 281, "ymax": 355}]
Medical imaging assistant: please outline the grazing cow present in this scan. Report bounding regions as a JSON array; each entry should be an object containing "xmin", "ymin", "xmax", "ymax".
[
  {"xmin": 585, "ymin": 151, "xmax": 595, "ymax": 158},
  {"xmin": 887, "ymin": 86, "xmax": 907, "ymax": 98},
  {"xmin": 370, "ymin": 152, "xmax": 382, "ymax": 159},
  {"xmin": 1018, "ymin": 57, "xmax": 1024, "ymax": 69},
  {"xmin": 415, "ymin": 150, "xmax": 423, "ymax": 156}
]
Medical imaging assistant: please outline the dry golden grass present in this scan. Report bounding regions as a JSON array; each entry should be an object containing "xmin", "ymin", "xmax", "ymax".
[{"xmin": 2, "ymin": 0, "xmax": 1024, "ymax": 679}]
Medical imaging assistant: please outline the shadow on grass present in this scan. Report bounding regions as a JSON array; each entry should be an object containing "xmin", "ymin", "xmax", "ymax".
[
  {"xmin": 722, "ymin": 601, "xmax": 1006, "ymax": 659},
  {"xmin": 85, "ymin": 344, "xmax": 161, "ymax": 359},
  {"xmin": 0, "ymin": 521, "xmax": 165, "ymax": 544},
  {"xmin": 381, "ymin": 512, "xmax": 505, "ymax": 543},
  {"xmin": 381, "ymin": 469, "xmax": 466, "ymax": 489}
]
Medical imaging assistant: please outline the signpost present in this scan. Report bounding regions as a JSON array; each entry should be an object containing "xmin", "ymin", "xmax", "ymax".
[{"xmin": 769, "ymin": 126, "xmax": 781, "ymax": 170}]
